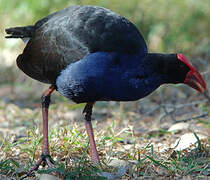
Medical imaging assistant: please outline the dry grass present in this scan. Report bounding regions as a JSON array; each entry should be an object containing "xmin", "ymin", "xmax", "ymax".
[{"xmin": 0, "ymin": 79, "xmax": 209, "ymax": 179}]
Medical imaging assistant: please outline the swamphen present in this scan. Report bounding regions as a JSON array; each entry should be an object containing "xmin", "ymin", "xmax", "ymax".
[{"xmin": 5, "ymin": 5, "xmax": 207, "ymax": 173}]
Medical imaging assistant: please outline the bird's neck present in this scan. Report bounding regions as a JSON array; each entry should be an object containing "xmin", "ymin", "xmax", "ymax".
[{"xmin": 144, "ymin": 53, "xmax": 179, "ymax": 84}]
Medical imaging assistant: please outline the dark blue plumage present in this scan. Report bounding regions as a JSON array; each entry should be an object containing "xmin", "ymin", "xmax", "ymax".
[
  {"xmin": 5, "ymin": 5, "xmax": 206, "ymax": 174},
  {"xmin": 57, "ymin": 52, "xmax": 164, "ymax": 103}
]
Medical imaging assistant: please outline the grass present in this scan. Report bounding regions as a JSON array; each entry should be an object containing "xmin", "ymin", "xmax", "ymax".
[
  {"xmin": 0, "ymin": 79, "xmax": 209, "ymax": 179},
  {"xmin": 0, "ymin": 126, "xmax": 103, "ymax": 179},
  {"xmin": 1, "ymin": 2, "xmax": 209, "ymax": 177},
  {"xmin": 0, "ymin": 115, "xmax": 209, "ymax": 179},
  {"xmin": 144, "ymin": 133, "xmax": 209, "ymax": 177}
]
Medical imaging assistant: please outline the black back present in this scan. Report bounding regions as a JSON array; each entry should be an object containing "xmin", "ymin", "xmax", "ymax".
[{"xmin": 9, "ymin": 5, "xmax": 148, "ymax": 84}]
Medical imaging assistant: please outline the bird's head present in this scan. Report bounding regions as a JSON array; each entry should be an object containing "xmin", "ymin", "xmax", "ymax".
[
  {"xmin": 177, "ymin": 54, "xmax": 207, "ymax": 93},
  {"xmin": 149, "ymin": 53, "xmax": 207, "ymax": 93}
]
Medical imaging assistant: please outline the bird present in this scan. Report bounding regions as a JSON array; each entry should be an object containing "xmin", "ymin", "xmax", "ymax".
[{"xmin": 5, "ymin": 5, "xmax": 207, "ymax": 174}]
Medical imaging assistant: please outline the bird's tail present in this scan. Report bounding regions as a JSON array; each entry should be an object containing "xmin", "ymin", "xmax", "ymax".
[{"xmin": 5, "ymin": 25, "xmax": 35, "ymax": 38}]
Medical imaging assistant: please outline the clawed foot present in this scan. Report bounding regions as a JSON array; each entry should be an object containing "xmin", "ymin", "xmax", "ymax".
[{"xmin": 27, "ymin": 154, "xmax": 55, "ymax": 176}]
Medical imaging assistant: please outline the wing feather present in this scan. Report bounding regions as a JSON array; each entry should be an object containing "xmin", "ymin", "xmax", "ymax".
[{"xmin": 17, "ymin": 5, "xmax": 148, "ymax": 84}]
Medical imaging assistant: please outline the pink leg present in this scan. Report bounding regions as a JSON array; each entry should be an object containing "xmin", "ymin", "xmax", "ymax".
[
  {"xmin": 83, "ymin": 102, "xmax": 100, "ymax": 165},
  {"xmin": 27, "ymin": 85, "xmax": 55, "ymax": 176}
]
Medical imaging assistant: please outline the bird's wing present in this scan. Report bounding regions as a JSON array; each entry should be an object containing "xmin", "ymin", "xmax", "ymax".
[{"xmin": 16, "ymin": 5, "xmax": 148, "ymax": 84}]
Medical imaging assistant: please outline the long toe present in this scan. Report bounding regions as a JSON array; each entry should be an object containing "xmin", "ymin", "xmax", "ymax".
[
  {"xmin": 26, "ymin": 155, "xmax": 56, "ymax": 177},
  {"xmin": 46, "ymin": 157, "xmax": 56, "ymax": 168}
]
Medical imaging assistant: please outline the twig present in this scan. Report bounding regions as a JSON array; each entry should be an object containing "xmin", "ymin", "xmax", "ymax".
[
  {"xmin": 158, "ymin": 99, "xmax": 208, "ymax": 123},
  {"xmin": 161, "ymin": 100, "xmax": 208, "ymax": 109},
  {"xmin": 159, "ymin": 88, "xmax": 176, "ymax": 121},
  {"xmin": 175, "ymin": 112, "xmax": 209, "ymax": 122},
  {"xmin": 139, "ymin": 106, "xmax": 160, "ymax": 120}
]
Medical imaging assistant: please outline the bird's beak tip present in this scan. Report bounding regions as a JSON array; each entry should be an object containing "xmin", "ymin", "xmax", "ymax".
[{"xmin": 184, "ymin": 70, "xmax": 207, "ymax": 93}]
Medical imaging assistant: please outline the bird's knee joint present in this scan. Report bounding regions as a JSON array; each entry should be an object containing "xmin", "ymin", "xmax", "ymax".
[
  {"xmin": 83, "ymin": 103, "xmax": 94, "ymax": 121},
  {"xmin": 41, "ymin": 95, "xmax": 51, "ymax": 108},
  {"xmin": 83, "ymin": 109, "xmax": 92, "ymax": 121}
]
